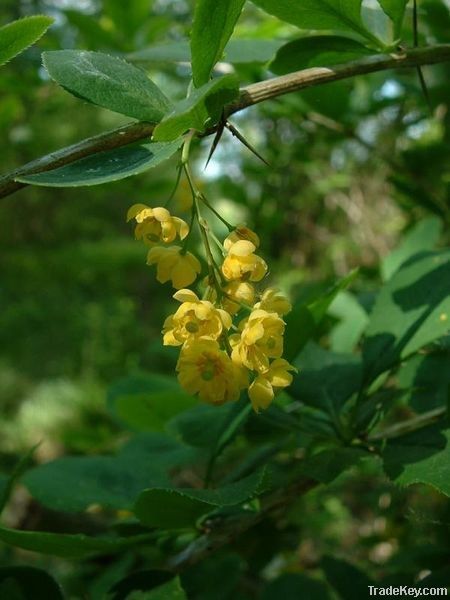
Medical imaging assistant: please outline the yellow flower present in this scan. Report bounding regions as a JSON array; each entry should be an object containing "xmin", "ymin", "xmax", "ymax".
[
  {"xmin": 254, "ymin": 288, "xmax": 292, "ymax": 316},
  {"xmin": 222, "ymin": 281, "xmax": 255, "ymax": 315},
  {"xmin": 177, "ymin": 340, "xmax": 248, "ymax": 405},
  {"xmin": 231, "ymin": 309, "xmax": 285, "ymax": 373},
  {"xmin": 222, "ymin": 240, "xmax": 268, "ymax": 282},
  {"xmin": 224, "ymin": 226, "xmax": 260, "ymax": 252},
  {"xmin": 163, "ymin": 289, "xmax": 232, "ymax": 346},
  {"xmin": 248, "ymin": 359, "xmax": 297, "ymax": 412},
  {"xmin": 127, "ymin": 204, "xmax": 189, "ymax": 246},
  {"xmin": 147, "ymin": 246, "xmax": 201, "ymax": 289}
]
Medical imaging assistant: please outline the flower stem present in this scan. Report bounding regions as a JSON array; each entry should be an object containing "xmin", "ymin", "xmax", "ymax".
[
  {"xmin": 182, "ymin": 157, "xmax": 224, "ymax": 300},
  {"xmin": 199, "ymin": 194, "xmax": 234, "ymax": 231},
  {"xmin": 164, "ymin": 163, "xmax": 183, "ymax": 208}
]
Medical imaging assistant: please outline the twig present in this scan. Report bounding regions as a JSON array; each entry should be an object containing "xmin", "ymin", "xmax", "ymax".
[
  {"xmin": 225, "ymin": 45, "xmax": 450, "ymax": 113},
  {"xmin": 0, "ymin": 44, "xmax": 449, "ymax": 199},
  {"xmin": 368, "ymin": 406, "xmax": 447, "ymax": 442},
  {"xmin": 0, "ymin": 121, "xmax": 154, "ymax": 198},
  {"xmin": 412, "ymin": 0, "xmax": 432, "ymax": 111}
]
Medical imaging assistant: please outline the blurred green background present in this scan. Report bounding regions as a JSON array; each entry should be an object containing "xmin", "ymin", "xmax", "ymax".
[{"xmin": 0, "ymin": 0, "xmax": 449, "ymax": 597}]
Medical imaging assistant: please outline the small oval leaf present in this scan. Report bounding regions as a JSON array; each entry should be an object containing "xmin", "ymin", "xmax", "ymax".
[
  {"xmin": 153, "ymin": 75, "xmax": 239, "ymax": 141},
  {"xmin": 0, "ymin": 15, "xmax": 54, "ymax": 66},
  {"xmin": 15, "ymin": 140, "xmax": 182, "ymax": 187},
  {"xmin": 191, "ymin": 0, "xmax": 245, "ymax": 87},
  {"xmin": 42, "ymin": 50, "xmax": 172, "ymax": 122}
]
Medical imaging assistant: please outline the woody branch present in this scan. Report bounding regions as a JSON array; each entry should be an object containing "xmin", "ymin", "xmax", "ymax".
[{"xmin": 0, "ymin": 43, "xmax": 449, "ymax": 200}]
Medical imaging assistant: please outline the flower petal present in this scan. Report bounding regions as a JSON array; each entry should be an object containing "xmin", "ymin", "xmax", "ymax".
[
  {"xmin": 249, "ymin": 376, "xmax": 274, "ymax": 412},
  {"xmin": 228, "ymin": 240, "xmax": 256, "ymax": 257},
  {"xmin": 152, "ymin": 207, "xmax": 171, "ymax": 222},
  {"xmin": 173, "ymin": 289, "xmax": 199, "ymax": 303},
  {"xmin": 127, "ymin": 203, "xmax": 149, "ymax": 222},
  {"xmin": 173, "ymin": 217, "xmax": 190, "ymax": 240},
  {"xmin": 171, "ymin": 261, "xmax": 197, "ymax": 289}
]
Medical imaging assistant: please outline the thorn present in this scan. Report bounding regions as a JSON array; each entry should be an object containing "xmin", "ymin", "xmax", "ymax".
[
  {"xmin": 412, "ymin": 0, "xmax": 432, "ymax": 113},
  {"xmin": 204, "ymin": 113, "xmax": 226, "ymax": 169},
  {"xmin": 416, "ymin": 66, "xmax": 432, "ymax": 112},
  {"xmin": 225, "ymin": 121, "xmax": 270, "ymax": 167}
]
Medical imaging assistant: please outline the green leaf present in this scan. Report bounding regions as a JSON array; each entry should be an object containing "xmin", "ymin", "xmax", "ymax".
[
  {"xmin": 377, "ymin": 0, "xmax": 409, "ymax": 37},
  {"xmin": 290, "ymin": 342, "xmax": 363, "ymax": 414},
  {"xmin": 42, "ymin": 50, "xmax": 172, "ymax": 122},
  {"xmin": 329, "ymin": 291, "xmax": 369, "ymax": 353},
  {"xmin": 0, "ymin": 526, "xmax": 151, "ymax": 559},
  {"xmin": 0, "ymin": 566, "xmax": 63, "ymax": 600},
  {"xmin": 153, "ymin": 75, "xmax": 239, "ymax": 141},
  {"xmin": 322, "ymin": 556, "xmax": 374, "ymax": 600},
  {"xmin": 262, "ymin": 573, "xmax": 332, "ymax": 600},
  {"xmin": 168, "ymin": 398, "xmax": 251, "ymax": 458},
  {"xmin": 303, "ymin": 80, "xmax": 354, "ymax": 120},
  {"xmin": 383, "ymin": 425, "xmax": 450, "ymax": 497},
  {"xmin": 284, "ymin": 270, "xmax": 358, "ymax": 362},
  {"xmin": 363, "ymin": 250, "xmax": 450, "ymax": 381},
  {"xmin": 381, "ymin": 217, "xmax": 443, "ymax": 281},
  {"xmin": 134, "ymin": 468, "xmax": 268, "ymax": 528},
  {"xmin": 23, "ymin": 433, "xmax": 197, "ymax": 512},
  {"xmin": 144, "ymin": 578, "xmax": 187, "ymax": 600},
  {"xmin": 270, "ymin": 36, "xmax": 373, "ymax": 74},
  {"xmin": 251, "ymin": 0, "xmax": 375, "ymax": 42},
  {"xmin": 15, "ymin": 140, "xmax": 182, "ymax": 187},
  {"xmin": 0, "ymin": 476, "xmax": 7, "ymax": 506},
  {"xmin": 0, "ymin": 15, "xmax": 53, "ymax": 66},
  {"xmin": 180, "ymin": 553, "xmax": 244, "ymax": 600},
  {"xmin": 64, "ymin": 10, "xmax": 118, "ymax": 50},
  {"xmin": 300, "ymin": 447, "xmax": 370, "ymax": 484},
  {"xmin": 191, "ymin": 0, "xmax": 245, "ymax": 87},
  {"xmin": 168, "ymin": 403, "xmax": 234, "ymax": 448},
  {"xmin": 361, "ymin": 5, "xmax": 392, "ymax": 45},
  {"xmin": 212, "ymin": 398, "xmax": 252, "ymax": 458},
  {"xmin": 129, "ymin": 39, "xmax": 284, "ymax": 65},
  {"xmin": 109, "ymin": 571, "xmax": 174, "ymax": 600},
  {"xmin": 0, "ymin": 444, "xmax": 38, "ymax": 514},
  {"xmin": 398, "ymin": 348, "xmax": 450, "ymax": 412},
  {"xmin": 129, "ymin": 42, "xmax": 193, "ymax": 63},
  {"xmin": 107, "ymin": 374, "xmax": 197, "ymax": 432}
]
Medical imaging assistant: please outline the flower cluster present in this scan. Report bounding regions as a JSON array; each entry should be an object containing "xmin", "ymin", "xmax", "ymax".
[{"xmin": 129, "ymin": 205, "xmax": 296, "ymax": 412}]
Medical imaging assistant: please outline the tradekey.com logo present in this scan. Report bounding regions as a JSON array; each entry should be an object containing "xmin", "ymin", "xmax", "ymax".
[{"xmin": 368, "ymin": 587, "xmax": 448, "ymax": 597}]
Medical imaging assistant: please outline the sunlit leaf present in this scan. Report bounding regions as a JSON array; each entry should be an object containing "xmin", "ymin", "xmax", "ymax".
[
  {"xmin": 381, "ymin": 216, "xmax": 442, "ymax": 281},
  {"xmin": 383, "ymin": 425, "xmax": 450, "ymax": 497},
  {"xmin": 191, "ymin": 0, "xmax": 245, "ymax": 87},
  {"xmin": 251, "ymin": 0, "xmax": 378, "ymax": 44},
  {"xmin": 284, "ymin": 270, "xmax": 358, "ymax": 362},
  {"xmin": 363, "ymin": 250, "xmax": 450, "ymax": 381},
  {"xmin": 0, "ymin": 15, "xmax": 53, "ymax": 66},
  {"xmin": 377, "ymin": 0, "xmax": 409, "ymax": 37},
  {"xmin": 329, "ymin": 291, "xmax": 369, "ymax": 353}
]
